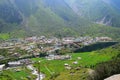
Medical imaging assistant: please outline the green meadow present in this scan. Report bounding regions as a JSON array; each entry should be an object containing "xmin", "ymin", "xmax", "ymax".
[{"xmin": 32, "ymin": 51, "xmax": 114, "ymax": 79}]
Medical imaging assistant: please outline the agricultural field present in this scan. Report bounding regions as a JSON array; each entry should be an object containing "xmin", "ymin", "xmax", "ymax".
[{"xmin": 32, "ymin": 51, "xmax": 115, "ymax": 80}]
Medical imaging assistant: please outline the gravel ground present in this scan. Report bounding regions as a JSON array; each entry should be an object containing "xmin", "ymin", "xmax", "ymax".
[{"xmin": 104, "ymin": 74, "xmax": 120, "ymax": 80}]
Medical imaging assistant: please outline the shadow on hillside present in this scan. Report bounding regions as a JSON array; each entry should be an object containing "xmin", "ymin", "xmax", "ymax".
[{"xmin": 74, "ymin": 42, "xmax": 118, "ymax": 52}]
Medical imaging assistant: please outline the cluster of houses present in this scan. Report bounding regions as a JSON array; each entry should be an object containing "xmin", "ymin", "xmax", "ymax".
[
  {"xmin": 63, "ymin": 36, "xmax": 112, "ymax": 45},
  {"xmin": 0, "ymin": 36, "xmax": 113, "ymax": 62},
  {"xmin": 8, "ymin": 59, "xmax": 33, "ymax": 67},
  {"xmin": 0, "ymin": 36, "xmax": 112, "ymax": 48},
  {"xmin": 0, "ymin": 59, "xmax": 33, "ymax": 70},
  {"xmin": 46, "ymin": 54, "xmax": 71, "ymax": 60}
]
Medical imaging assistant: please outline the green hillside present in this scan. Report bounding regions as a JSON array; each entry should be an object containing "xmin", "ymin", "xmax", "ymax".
[
  {"xmin": 65, "ymin": 0, "xmax": 120, "ymax": 27},
  {"xmin": 31, "ymin": 43, "xmax": 120, "ymax": 80},
  {"xmin": 0, "ymin": 0, "xmax": 120, "ymax": 39}
]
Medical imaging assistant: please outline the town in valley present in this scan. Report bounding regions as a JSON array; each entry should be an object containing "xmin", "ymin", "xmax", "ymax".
[{"xmin": 0, "ymin": 36, "xmax": 114, "ymax": 80}]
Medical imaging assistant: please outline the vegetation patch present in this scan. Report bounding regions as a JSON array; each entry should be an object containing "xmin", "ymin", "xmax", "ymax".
[
  {"xmin": 0, "ymin": 33, "xmax": 10, "ymax": 40},
  {"xmin": 0, "ymin": 67, "xmax": 36, "ymax": 80}
]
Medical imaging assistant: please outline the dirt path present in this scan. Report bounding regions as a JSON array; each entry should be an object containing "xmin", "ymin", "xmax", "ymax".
[{"xmin": 27, "ymin": 65, "xmax": 45, "ymax": 80}]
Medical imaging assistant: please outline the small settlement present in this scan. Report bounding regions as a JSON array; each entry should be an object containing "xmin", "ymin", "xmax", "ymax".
[{"xmin": 0, "ymin": 36, "xmax": 113, "ymax": 67}]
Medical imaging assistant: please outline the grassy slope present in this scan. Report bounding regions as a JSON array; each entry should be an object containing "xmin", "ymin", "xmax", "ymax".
[
  {"xmin": 0, "ymin": 29, "xmax": 26, "ymax": 40},
  {"xmin": 32, "ymin": 43, "xmax": 120, "ymax": 80},
  {"xmin": 31, "ymin": 52, "xmax": 113, "ymax": 80},
  {"xmin": 0, "ymin": 67, "xmax": 36, "ymax": 80},
  {"xmin": 81, "ymin": 24, "xmax": 120, "ymax": 40},
  {"xmin": 26, "ymin": 0, "xmax": 120, "ymax": 39}
]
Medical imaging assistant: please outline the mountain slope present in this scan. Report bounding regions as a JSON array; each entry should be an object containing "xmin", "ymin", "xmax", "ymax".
[
  {"xmin": 0, "ymin": 0, "xmax": 120, "ymax": 39},
  {"xmin": 65, "ymin": 0, "xmax": 120, "ymax": 27}
]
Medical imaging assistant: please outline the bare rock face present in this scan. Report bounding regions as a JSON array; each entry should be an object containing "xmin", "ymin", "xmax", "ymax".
[{"xmin": 104, "ymin": 74, "xmax": 120, "ymax": 80}]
